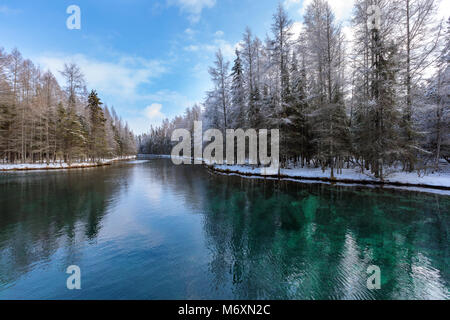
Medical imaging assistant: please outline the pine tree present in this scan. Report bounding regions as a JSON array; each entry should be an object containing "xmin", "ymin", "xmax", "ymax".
[
  {"xmin": 284, "ymin": 53, "xmax": 312, "ymax": 166},
  {"xmin": 230, "ymin": 49, "xmax": 246, "ymax": 128},
  {"xmin": 399, "ymin": 0, "xmax": 442, "ymax": 171},
  {"xmin": 270, "ymin": 3, "xmax": 293, "ymax": 131},
  {"xmin": 208, "ymin": 50, "xmax": 231, "ymax": 131},
  {"xmin": 248, "ymin": 84, "xmax": 263, "ymax": 130},
  {"xmin": 87, "ymin": 90, "xmax": 107, "ymax": 161},
  {"xmin": 303, "ymin": 0, "xmax": 350, "ymax": 177}
]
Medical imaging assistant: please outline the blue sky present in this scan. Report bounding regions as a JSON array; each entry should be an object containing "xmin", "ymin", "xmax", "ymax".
[{"xmin": 1, "ymin": 0, "xmax": 446, "ymax": 134}]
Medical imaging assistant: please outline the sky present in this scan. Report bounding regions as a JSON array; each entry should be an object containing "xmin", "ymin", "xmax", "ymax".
[{"xmin": 0, "ymin": 0, "xmax": 448, "ymax": 134}]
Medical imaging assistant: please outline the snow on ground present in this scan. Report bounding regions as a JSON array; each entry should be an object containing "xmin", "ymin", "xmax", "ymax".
[
  {"xmin": 385, "ymin": 171, "xmax": 450, "ymax": 187},
  {"xmin": 213, "ymin": 163, "xmax": 450, "ymax": 189},
  {"xmin": 0, "ymin": 156, "xmax": 136, "ymax": 171},
  {"xmin": 138, "ymin": 154, "xmax": 450, "ymax": 189}
]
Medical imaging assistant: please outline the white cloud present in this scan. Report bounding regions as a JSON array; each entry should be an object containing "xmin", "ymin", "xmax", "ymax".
[
  {"xmin": 213, "ymin": 39, "xmax": 240, "ymax": 60},
  {"xmin": 36, "ymin": 53, "xmax": 166, "ymax": 101},
  {"xmin": 299, "ymin": 0, "xmax": 355, "ymax": 23},
  {"xmin": 144, "ymin": 103, "xmax": 165, "ymax": 122},
  {"xmin": 168, "ymin": 0, "xmax": 216, "ymax": 23},
  {"xmin": 128, "ymin": 103, "xmax": 166, "ymax": 135},
  {"xmin": 206, "ymin": 39, "xmax": 241, "ymax": 60},
  {"xmin": 214, "ymin": 30, "xmax": 224, "ymax": 37},
  {"xmin": 183, "ymin": 38, "xmax": 241, "ymax": 61},
  {"xmin": 129, "ymin": 90, "xmax": 199, "ymax": 134}
]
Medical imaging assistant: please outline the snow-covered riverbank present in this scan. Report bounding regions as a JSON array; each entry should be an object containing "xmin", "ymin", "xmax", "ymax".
[
  {"xmin": 0, "ymin": 156, "xmax": 136, "ymax": 171},
  {"xmin": 209, "ymin": 163, "xmax": 450, "ymax": 191}
]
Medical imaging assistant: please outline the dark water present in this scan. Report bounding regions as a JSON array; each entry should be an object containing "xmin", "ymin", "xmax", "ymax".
[{"xmin": 0, "ymin": 159, "xmax": 448, "ymax": 300}]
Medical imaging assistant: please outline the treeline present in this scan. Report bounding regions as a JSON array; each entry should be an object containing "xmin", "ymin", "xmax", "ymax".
[
  {"xmin": 0, "ymin": 48, "xmax": 136, "ymax": 164},
  {"xmin": 138, "ymin": 105, "xmax": 202, "ymax": 155},
  {"xmin": 140, "ymin": 0, "xmax": 449, "ymax": 179}
]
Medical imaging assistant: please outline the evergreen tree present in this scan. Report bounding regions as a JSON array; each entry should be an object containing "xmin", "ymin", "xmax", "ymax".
[
  {"xmin": 87, "ymin": 90, "xmax": 107, "ymax": 161},
  {"xmin": 230, "ymin": 50, "xmax": 246, "ymax": 128},
  {"xmin": 0, "ymin": 48, "xmax": 136, "ymax": 164},
  {"xmin": 284, "ymin": 53, "xmax": 312, "ymax": 166},
  {"xmin": 207, "ymin": 50, "xmax": 231, "ymax": 131}
]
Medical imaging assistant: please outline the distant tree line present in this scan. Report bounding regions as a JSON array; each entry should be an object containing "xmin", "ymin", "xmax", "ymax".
[
  {"xmin": 138, "ymin": 105, "xmax": 202, "ymax": 156},
  {"xmin": 0, "ymin": 48, "xmax": 136, "ymax": 164},
  {"xmin": 139, "ymin": 0, "xmax": 449, "ymax": 179}
]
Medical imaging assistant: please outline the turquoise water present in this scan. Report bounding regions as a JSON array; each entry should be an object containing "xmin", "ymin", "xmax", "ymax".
[{"xmin": 0, "ymin": 159, "xmax": 448, "ymax": 299}]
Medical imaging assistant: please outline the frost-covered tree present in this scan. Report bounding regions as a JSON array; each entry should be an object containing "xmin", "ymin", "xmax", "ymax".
[
  {"xmin": 242, "ymin": 29, "xmax": 264, "ymax": 129},
  {"xmin": 397, "ymin": 0, "xmax": 443, "ymax": 171},
  {"xmin": 303, "ymin": 0, "xmax": 350, "ymax": 177},
  {"xmin": 283, "ymin": 53, "xmax": 313, "ymax": 166},
  {"xmin": 270, "ymin": 4, "xmax": 293, "ymax": 127},
  {"xmin": 423, "ymin": 17, "xmax": 450, "ymax": 167},
  {"xmin": 0, "ymin": 48, "xmax": 136, "ymax": 164},
  {"xmin": 207, "ymin": 50, "xmax": 231, "ymax": 131},
  {"xmin": 230, "ymin": 49, "xmax": 246, "ymax": 128},
  {"xmin": 352, "ymin": 0, "xmax": 403, "ymax": 179},
  {"xmin": 138, "ymin": 1, "xmax": 446, "ymax": 178}
]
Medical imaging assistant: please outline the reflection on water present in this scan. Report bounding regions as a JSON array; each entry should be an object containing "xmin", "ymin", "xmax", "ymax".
[
  {"xmin": 0, "ymin": 167, "xmax": 126, "ymax": 281},
  {"xmin": 0, "ymin": 159, "xmax": 448, "ymax": 299},
  {"xmin": 203, "ymin": 178, "xmax": 449, "ymax": 299}
]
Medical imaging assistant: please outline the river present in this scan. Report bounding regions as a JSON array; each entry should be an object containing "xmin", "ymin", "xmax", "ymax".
[{"xmin": 0, "ymin": 159, "xmax": 448, "ymax": 299}]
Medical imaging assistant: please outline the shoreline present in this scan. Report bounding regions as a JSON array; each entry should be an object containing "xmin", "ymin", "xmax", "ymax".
[
  {"xmin": 0, "ymin": 156, "xmax": 137, "ymax": 172},
  {"xmin": 206, "ymin": 165, "xmax": 450, "ymax": 193},
  {"xmin": 112, "ymin": 154, "xmax": 450, "ymax": 193}
]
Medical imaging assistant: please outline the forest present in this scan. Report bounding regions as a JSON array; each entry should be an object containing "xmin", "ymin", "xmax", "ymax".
[
  {"xmin": 138, "ymin": 0, "xmax": 449, "ymax": 180},
  {"xmin": 0, "ymin": 48, "xmax": 136, "ymax": 165}
]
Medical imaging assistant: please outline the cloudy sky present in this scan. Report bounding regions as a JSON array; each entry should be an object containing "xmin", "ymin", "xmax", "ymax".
[{"xmin": 0, "ymin": 0, "xmax": 448, "ymax": 134}]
